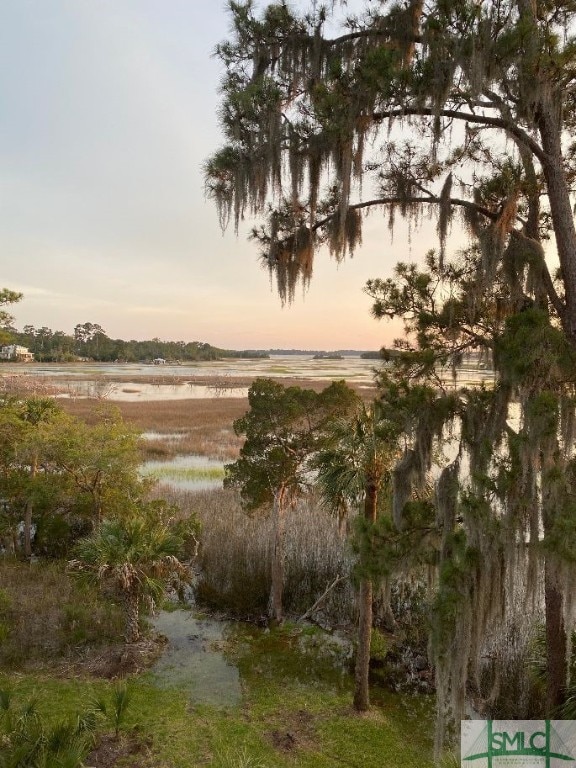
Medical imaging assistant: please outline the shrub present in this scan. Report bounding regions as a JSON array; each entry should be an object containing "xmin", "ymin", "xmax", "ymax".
[{"xmin": 0, "ymin": 689, "xmax": 96, "ymax": 768}]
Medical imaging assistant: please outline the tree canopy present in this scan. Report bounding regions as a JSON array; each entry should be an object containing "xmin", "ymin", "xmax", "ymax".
[
  {"xmin": 0, "ymin": 289, "xmax": 22, "ymax": 346},
  {"xmin": 10, "ymin": 323, "xmax": 267, "ymax": 363},
  {"xmin": 206, "ymin": 0, "xmax": 576, "ymax": 329},
  {"xmin": 208, "ymin": 0, "xmax": 576, "ymax": 742}
]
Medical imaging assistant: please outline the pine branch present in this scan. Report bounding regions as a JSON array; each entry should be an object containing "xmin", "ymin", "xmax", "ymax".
[
  {"xmin": 307, "ymin": 195, "xmax": 498, "ymax": 236},
  {"xmin": 371, "ymin": 108, "xmax": 546, "ymax": 164},
  {"xmin": 325, "ymin": 29, "xmax": 422, "ymax": 47}
]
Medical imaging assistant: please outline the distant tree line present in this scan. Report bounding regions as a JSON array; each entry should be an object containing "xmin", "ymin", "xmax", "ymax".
[{"xmin": 6, "ymin": 322, "xmax": 268, "ymax": 363}]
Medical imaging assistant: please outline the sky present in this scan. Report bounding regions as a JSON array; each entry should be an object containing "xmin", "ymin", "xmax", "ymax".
[{"xmin": 0, "ymin": 0, "xmax": 441, "ymax": 350}]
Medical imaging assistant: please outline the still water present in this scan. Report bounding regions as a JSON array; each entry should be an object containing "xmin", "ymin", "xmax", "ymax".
[
  {"xmin": 56, "ymin": 381, "xmax": 249, "ymax": 401},
  {"xmin": 151, "ymin": 610, "xmax": 241, "ymax": 707},
  {"xmin": 3, "ymin": 355, "xmax": 378, "ymax": 382},
  {"xmin": 1, "ymin": 355, "xmax": 493, "ymax": 401}
]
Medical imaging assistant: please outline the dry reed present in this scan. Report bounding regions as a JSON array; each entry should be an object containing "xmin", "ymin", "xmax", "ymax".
[{"xmin": 157, "ymin": 487, "xmax": 356, "ymax": 622}]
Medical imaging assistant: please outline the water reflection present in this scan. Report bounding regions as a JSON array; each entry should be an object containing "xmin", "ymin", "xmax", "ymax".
[
  {"xmin": 3, "ymin": 356, "xmax": 494, "ymax": 401},
  {"xmin": 2, "ymin": 355, "xmax": 382, "ymax": 385},
  {"xmin": 151, "ymin": 610, "xmax": 241, "ymax": 707},
  {"xmin": 57, "ymin": 381, "xmax": 249, "ymax": 401}
]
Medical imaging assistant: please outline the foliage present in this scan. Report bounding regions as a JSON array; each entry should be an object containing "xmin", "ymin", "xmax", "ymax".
[
  {"xmin": 0, "ymin": 688, "xmax": 95, "ymax": 768},
  {"xmin": 70, "ymin": 511, "xmax": 195, "ymax": 642},
  {"xmin": 0, "ymin": 397, "xmax": 155, "ymax": 555},
  {"xmin": 364, "ymin": 245, "xmax": 576, "ymax": 740},
  {"xmin": 226, "ymin": 378, "xmax": 358, "ymax": 620},
  {"xmin": 207, "ymin": 0, "xmax": 576, "ymax": 323},
  {"xmin": 313, "ymin": 398, "xmax": 403, "ymax": 710},
  {"xmin": 227, "ymin": 378, "xmax": 358, "ymax": 508},
  {"xmin": 40, "ymin": 406, "xmax": 146, "ymax": 525},
  {"xmin": 0, "ymin": 289, "xmax": 22, "ymax": 346},
  {"xmin": 91, "ymin": 682, "xmax": 133, "ymax": 739},
  {"xmin": 10, "ymin": 322, "xmax": 268, "ymax": 363}
]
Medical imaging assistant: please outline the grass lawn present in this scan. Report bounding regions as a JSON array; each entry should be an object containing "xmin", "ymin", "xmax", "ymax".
[{"xmin": 0, "ymin": 620, "xmax": 435, "ymax": 768}]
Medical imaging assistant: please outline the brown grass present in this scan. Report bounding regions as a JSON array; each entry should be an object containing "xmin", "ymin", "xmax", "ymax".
[
  {"xmin": 58, "ymin": 377, "xmax": 374, "ymax": 462},
  {"xmin": 157, "ymin": 487, "xmax": 357, "ymax": 622},
  {"xmin": 60, "ymin": 398, "xmax": 247, "ymax": 460}
]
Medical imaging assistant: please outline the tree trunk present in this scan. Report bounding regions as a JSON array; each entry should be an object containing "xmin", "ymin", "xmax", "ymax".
[
  {"xmin": 354, "ymin": 577, "xmax": 373, "ymax": 712},
  {"xmin": 23, "ymin": 502, "xmax": 33, "ymax": 558},
  {"xmin": 545, "ymin": 562, "xmax": 567, "ymax": 714},
  {"xmin": 539, "ymin": 431, "xmax": 569, "ymax": 714},
  {"xmin": 354, "ymin": 480, "xmax": 378, "ymax": 712},
  {"xmin": 124, "ymin": 591, "xmax": 140, "ymax": 643},
  {"xmin": 270, "ymin": 486, "xmax": 287, "ymax": 624},
  {"xmin": 538, "ymin": 105, "xmax": 576, "ymax": 341}
]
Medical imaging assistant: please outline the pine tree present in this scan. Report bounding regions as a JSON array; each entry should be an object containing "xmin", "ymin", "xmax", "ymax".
[{"xmin": 207, "ymin": 0, "xmax": 576, "ymax": 740}]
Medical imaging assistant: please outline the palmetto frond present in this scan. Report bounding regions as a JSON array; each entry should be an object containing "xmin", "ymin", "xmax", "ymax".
[
  {"xmin": 70, "ymin": 517, "xmax": 190, "ymax": 598},
  {"xmin": 312, "ymin": 401, "xmax": 398, "ymax": 512}
]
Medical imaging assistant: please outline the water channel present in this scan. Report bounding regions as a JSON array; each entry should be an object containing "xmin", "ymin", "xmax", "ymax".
[
  {"xmin": 150, "ymin": 610, "xmax": 242, "ymax": 707},
  {"xmin": 149, "ymin": 609, "xmax": 353, "ymax": 707}
]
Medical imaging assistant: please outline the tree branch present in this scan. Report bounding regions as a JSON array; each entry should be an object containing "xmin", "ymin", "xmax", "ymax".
[
  {"xmin": 371, "ymin": 107, "xmax": 546, "ymax": 164},
  {"xmin": 326, "ymin": 29, "xmax": 422, "ymax": 47},
  {"xmin": 304, "ymin": 195, "xmax": 498, "ymax": 237},
  {"xmin": 298, "ymin": 574, "xmax": 347, "ymax": 622}
]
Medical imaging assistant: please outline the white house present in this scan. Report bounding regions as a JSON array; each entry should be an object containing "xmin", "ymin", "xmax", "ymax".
[{"xmin": 0, "ymin": 345, "xmax": 34, "ymax": 362}]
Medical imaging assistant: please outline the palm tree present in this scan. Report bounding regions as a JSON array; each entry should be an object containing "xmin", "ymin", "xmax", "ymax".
[
  {"xmin": 70, "ymin": 516, "xmax": 191, "ymax": 643},
  {"xmin": 313, "ymin": 400, "xmax": 398, "ymax": 711}
]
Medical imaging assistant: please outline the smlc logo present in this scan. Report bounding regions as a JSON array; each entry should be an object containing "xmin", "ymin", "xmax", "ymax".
[{"xmin": 461, "ymin": 720, "xmax": 576, "ymax": 768}]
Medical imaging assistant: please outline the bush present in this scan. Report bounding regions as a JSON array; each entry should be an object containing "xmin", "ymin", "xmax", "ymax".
[
  {"xmin": 0, "ymin": 688, "xmax": 96, "ymax": 767},
  {"xmin": 35, "ymin": 514, "xmax": 92, "ymax": 558}
]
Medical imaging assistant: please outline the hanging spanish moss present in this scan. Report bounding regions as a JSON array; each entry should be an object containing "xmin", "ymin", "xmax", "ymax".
[
  {"xmin": 370, "ymin": 221, "xmax": 576, "ymax": 746},
  {"xmin": 209, "ymin": 0, "xmax": 576, "ymax": 749},
  {"xmin": 438, "ymin": 172, "xmax": 453, "ymax": 269}
]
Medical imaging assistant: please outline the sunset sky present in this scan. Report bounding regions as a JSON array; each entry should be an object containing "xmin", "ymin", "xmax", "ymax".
[{"xmin": 1, "ymin": 0, "xmax": 444, "ymax": 350}]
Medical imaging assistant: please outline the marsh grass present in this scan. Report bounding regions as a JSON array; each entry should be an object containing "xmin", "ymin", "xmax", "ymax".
[
  {"xmin": 61, "ymin": 398, "xmax": 246, "ymax": 460},
  {"xmin": 158, "ymin": 487, "xmax": 356, "ymax": 621},
  {"xmin": 0, "ymin": 559, "xmax": 123, "ymax": 668},
  {"xmin": 144, "ymin": 465, "xmax": 225, "ymax": 482}
]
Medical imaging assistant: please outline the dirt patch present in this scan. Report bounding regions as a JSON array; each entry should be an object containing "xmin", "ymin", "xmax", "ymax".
[
  {"xmin": 64, "ymin": 635, "xmax": 167, "ymax": 679},
  {"xmin": 268, "ymin": 708, "xmax": 318, "ymax": 753},
  {"xmin": 85, "ymin": 732, "xmax": 153, "ymax": 768}
]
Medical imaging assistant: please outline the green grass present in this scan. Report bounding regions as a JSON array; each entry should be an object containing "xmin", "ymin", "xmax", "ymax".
[
  {"xmin": 0, "ymin": 677, "xmax": 434, "ymax": 768},
  {"xmin": 143, "ymin": 466, "xmax": 225, "ymax": 482},
  {"xmin": 0, "ymin": 622, "xmax": 435, "ymax": 768}
]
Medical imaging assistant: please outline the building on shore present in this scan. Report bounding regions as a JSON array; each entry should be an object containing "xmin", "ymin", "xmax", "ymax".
[{"xmin": 0, "ymin": 345, "xmax": 35, "ymax": 362}]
